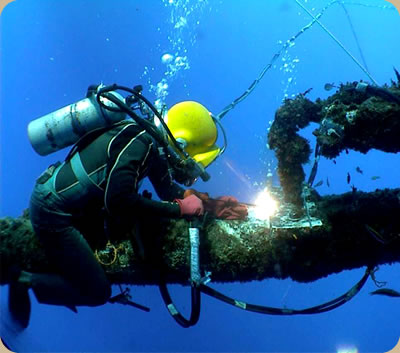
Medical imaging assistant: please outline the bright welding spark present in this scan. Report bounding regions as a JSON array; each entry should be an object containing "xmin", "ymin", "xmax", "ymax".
[{"xmin": 252, "ymin": 188, "xmax": 278, "ymax": 220}]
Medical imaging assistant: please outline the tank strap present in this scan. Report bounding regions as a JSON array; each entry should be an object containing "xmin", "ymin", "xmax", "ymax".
[{"xmin": 70, "ymin": 152, "xmax": 103, "ymax": 198}]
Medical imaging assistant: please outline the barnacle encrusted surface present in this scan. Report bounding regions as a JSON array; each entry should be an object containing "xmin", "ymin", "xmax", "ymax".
[{"xmin": 268, "ymin": 82, "xmax": 400, "ymax": 207}]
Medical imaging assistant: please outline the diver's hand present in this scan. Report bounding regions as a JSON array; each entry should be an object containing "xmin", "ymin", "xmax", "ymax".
[
  {"xmin": 175, "ymin": 194, "xmax": 204, "ymax": 217},
  {"xmin": 183, "ymin": 188, "xmax": 209, "ymax": 201}
]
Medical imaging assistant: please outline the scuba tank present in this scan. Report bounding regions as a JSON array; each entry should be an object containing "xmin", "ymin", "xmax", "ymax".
[
  {"xmin": 28, "ymin": 83, "xmax": 219, "ymax": 186},
  {"xmin": 27, "ymin": 85, "xmax": 126, "ymax": 156}
]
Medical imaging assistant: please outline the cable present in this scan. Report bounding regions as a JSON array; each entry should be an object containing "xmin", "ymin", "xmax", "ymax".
[
  {"xmin": 216, "ymin": 0, "xmax": 339, "ymax": 120},
  {"xmin": 216, "ymin": 0, "xmax": 386, "ymax": 121},
  {"xmin": 294, "ymin": 0, "xmax": 379, "ymax": 86},
  {"xmin": 339, "ymin": 2, "xmax": 370, "ymax": 73}
]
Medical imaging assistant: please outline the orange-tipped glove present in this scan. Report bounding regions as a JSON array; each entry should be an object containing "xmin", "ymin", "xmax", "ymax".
[
  {"xmin": 175, "ymin": 194, "xmax": 204, "ymax": 217},
  {"xmin": 203, "ymin": 196, "xmax": 248, "ymax": 220},
  {"xmin": 183, "ymin": 188, "xmax": 210, "ymax": 201}
]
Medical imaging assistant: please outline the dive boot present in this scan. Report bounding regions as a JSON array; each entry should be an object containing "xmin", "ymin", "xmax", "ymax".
[{"xmin": 8, "ymin": 268, "xmax": 31, "ymax": 329}]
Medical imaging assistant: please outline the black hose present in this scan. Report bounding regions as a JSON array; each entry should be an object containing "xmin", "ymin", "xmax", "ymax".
[
  {"xmin": 159, "ymin": 282, "xmax": 201, "ymax": 328},
  {"xmin": 96, "ymin": 84, "xmax": 185, "ymax": 153},
  {"xmin": 199, "ymin": 265, "xmax": 371, "ymax": 316},
  {"xmin": 366, "ymin": 85, "xmax": 400, "ymax": 104},
  {"xmin": 96, "ymin": 85, "xmax": 212, "ymax": 184},
  {"xmin": 348, "ymin": 82, "xmax": 400, "ymax": 104}
]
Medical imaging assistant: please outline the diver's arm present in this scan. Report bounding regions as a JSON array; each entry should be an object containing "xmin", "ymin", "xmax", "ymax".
[
  {"xmin": 148, "ymin": 153, "xmax": 185, "ymax": 202},
  {"xmin": 104, "ymin": 128, "xmax": 181, "ymax": 220}
]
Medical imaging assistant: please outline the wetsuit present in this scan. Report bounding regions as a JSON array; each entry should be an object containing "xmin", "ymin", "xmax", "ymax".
[{"xmin": 29, "ymin": 121, "xmax": 184, "ymax": 307}]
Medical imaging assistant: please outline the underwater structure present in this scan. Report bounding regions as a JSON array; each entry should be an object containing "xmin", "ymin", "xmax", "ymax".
[
  {"xmin": 1, "ymin": 81, "xmax": 400, "ymax": 287},
  {"xmin": 0, "ymin": 187, "xmax": 399, "ymax": 286},
  {"xmin": 269, "ymin": 80, "xmax": 400, "ymax": 207}
]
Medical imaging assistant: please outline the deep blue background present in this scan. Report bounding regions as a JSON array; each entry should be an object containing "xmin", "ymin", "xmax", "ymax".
[{"xmin": 1, "ymin": 0, "xmax": 399, "ymax": 352}]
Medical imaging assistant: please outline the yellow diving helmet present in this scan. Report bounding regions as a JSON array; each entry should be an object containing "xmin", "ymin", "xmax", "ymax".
[{"xmin": 165, "ymin": 101, "xmax": 221, "ymax": 168}]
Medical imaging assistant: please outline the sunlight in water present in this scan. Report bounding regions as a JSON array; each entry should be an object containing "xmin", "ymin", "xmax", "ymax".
[{"xmin": 337, "ymin": 344, "xmax": 359, "ymax": 353}]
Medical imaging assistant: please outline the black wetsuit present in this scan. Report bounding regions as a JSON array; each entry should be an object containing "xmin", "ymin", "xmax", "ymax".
[
  {"xmin": 56, "ymin": 121, "xmax": 184, "ymax": 218},
  {"xmin": 29, "ymin": 122, "xmax": 184, "ymax": 307}
]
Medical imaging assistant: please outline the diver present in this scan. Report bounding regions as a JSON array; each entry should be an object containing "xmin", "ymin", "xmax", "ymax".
[{"xmin": 8, "ymin": 90, "xmax": 248, "ymax": 329}]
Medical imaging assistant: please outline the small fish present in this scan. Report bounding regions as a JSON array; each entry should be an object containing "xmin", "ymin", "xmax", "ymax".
[
  {"xmin": 333, "ymin": 160, "xmax": 337, "ymax": 165},
  {"xmin": 326, "ymin": 177, "xmax": 330, "ymax": 187},
  {"xmin": 356, "ymin": 166, "xmax": 363, "ymax": 174},
  {"xmin": 347, "ymin": 172, "xmax": 351, "ymax": 184},
  {"xmin": 324, "ymin": 82, "xmax": 336, "ymax": 91},
  {"xmin": 370, "ymin": 288, "xmax": 400, "ymax": 298},
  {"xmin": 314, "ymin": 180, "xmax": 323, "ymax": 187},
  {"xmin": 371, "ymin": 176, "xmax": 380, "ymax": 180}
]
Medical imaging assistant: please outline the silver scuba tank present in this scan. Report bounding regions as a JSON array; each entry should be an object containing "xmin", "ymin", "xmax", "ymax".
[{"xmin": 27, "ymin": 85, "xmax": 126, "ymax": 156}]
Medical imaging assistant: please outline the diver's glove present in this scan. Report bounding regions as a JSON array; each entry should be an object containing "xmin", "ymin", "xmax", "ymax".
[
  {"xmin": 203, "ymin": 196, "xmax": 248, "ymax": 220},
  {"xmin": 175, "ymin": 194, "xmax": 204, "ymax": 217},
  {"xmin": 183, "ymin": 188, "xmax": 209, "ymax": 201}
]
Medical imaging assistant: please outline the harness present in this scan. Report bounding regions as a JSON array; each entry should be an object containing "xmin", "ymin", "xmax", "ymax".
[
  {"xmin": 47, "ymin": 121, "xmax": 136, "ymax": 203},
  {"xmin": 70, "ymin": 152, "xmax": 103, "ymax": 198}
]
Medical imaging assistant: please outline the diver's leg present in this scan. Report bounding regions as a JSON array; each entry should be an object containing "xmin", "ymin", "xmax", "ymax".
[
  {"xmin": 28, "ymin": 181, "xmax": 111, "ymax": 307},
  {"xmin": 29, "ymin": 224, "xmax": 111, "ymax": 307},
  {"xmin": 8, "ymin": 268, "xmax": 31, "ymax": 328}
]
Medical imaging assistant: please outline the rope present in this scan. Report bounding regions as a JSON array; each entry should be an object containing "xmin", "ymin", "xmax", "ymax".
[{"xmin": 95, "ymin": 241, "xmax": 119, "ymax": 266}]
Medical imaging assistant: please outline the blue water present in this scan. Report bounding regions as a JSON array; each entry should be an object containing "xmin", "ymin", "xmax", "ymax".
[{"xmin": 1, "ymin": 0, "xmax": 399, "ymax": 352}]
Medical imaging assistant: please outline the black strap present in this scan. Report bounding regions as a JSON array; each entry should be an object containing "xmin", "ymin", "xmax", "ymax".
[{"xmin": 65, "ymin": 121, "xmax": 130, "ymax": 163}]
